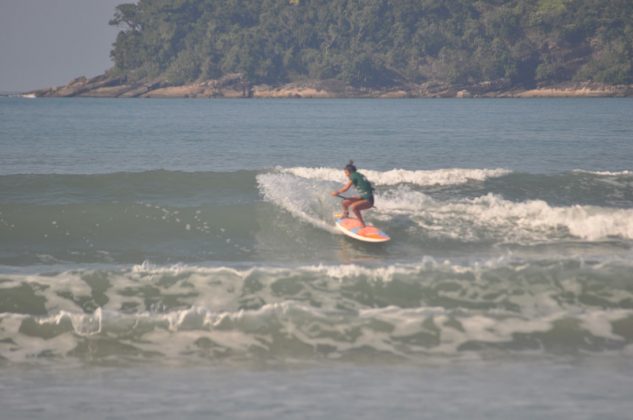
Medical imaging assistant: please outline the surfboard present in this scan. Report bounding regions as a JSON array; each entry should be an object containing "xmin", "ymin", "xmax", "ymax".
[{"xmin": 334, "ymin": 214, "xmax": 390, "ymax": 243}]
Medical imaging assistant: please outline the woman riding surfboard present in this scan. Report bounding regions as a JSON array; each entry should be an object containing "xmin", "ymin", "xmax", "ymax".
[{"xmin": 331, "ymin": 160, "xmax": 375, "ymax": 227}]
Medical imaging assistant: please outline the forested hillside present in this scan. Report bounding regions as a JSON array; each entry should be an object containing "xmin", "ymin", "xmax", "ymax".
[{"xmin": 106, "ymin": 0, "xmax": 632, "ymax": 89}]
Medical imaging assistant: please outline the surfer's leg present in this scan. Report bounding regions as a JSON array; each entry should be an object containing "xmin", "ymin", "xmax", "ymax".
[
  {"xmin": 351, "ymin": 199, "xmax": 372, "ymax": 227},
  {"xmin": 342, "ymin": 197, "xmax": 361, "ymax": 218},
  {"xmin": 341, "ymin": 198, "xmax": 353, "ymax": 217}
]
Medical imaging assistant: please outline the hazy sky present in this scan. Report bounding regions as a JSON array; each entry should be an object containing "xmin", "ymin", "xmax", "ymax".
[{"xmin": 0, "ymin": 0, "xmax": 126, "ymax": 92}]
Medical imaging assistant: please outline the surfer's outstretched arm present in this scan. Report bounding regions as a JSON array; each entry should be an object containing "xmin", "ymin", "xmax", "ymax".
[
  {"xmin": 331, "ymin": 181, "xmax": 353, "ymax": 196},
  {"xmin": 332, "ymin": 181, "xmax": 358, "ymax": 219}
]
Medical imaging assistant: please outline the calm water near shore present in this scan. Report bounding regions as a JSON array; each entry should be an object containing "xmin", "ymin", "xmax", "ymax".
[
  {"xmin": 3, "ymin": 359, "xmax": 633, "ymax": 420},
  {"xmin": 1, "ymin": 97, "xmax": 633, "ymax": 418}
]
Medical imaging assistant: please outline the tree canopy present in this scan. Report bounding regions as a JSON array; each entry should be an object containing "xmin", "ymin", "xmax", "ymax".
[{"xmin": 108, "ymin": 0, "xmax": 633, "ymax": 88}]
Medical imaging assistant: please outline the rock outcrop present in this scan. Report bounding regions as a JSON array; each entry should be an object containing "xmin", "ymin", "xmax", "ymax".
[{"xmin": 27, "ymin": 75, "xmax": 633, "ymax": 99}]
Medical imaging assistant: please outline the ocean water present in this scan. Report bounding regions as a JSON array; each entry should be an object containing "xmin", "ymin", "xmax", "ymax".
[{"xmin": 1, "ymin": 97, "xmax": 633, "ymax": 418}]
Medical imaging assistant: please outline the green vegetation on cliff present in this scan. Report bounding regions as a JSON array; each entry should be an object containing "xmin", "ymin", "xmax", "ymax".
[{"xmin": 109, "ymin": 0, "xmax": 633, "ymax": 88}]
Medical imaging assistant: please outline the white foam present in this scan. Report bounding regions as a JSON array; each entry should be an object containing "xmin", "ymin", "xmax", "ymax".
[
  {"xmin": 3, "ymin": 259, "xmax": 633, "ymax": 363},
  {"xmin": 38, "ymin": 308, "xmax": 102, "ymax": 336},
  {"xmin": 573, "ymin": 169, "xmax": 633, "ymax": 177},
  {"xmin": 257, "ymin": 173, "xmax": 338, "ymax": 232},
  {"xmin": 377, "ymin": 187, "xmax": 633, "ymax": 242},
  {"xmin": 456, "ymin": 194, "xmax": 633, "ymax": 241},
  {"xmin": 279, "ymin": 166, "xmax": 511, "ymax": 186}
]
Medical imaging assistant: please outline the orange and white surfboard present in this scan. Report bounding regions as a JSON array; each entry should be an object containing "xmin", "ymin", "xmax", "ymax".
[{"xmin": 334, "ymin": 214, "xmax": 390, "ymax": 243}]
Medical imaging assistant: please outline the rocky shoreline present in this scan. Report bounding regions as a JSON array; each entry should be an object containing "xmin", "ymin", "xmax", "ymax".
[{"xmin": 27, "ymin": 73, "xmax": 633, "ymax": 99}]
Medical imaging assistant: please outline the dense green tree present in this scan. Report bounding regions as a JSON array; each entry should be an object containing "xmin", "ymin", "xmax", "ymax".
[{"xmin": 108, "ymin": 0, "xmax": 633, "ymax": 88}]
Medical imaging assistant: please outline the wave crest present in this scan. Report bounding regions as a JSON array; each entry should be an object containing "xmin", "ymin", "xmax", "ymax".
[{"xmin": 279, "ymin": 166, "xmax": 511, "ymax": 186}]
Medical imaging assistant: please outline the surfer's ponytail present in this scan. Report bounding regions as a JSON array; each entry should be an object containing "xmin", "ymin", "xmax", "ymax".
[{"xmin": 344, "ymin": 160, "xmax": 357, "ymax": 173}]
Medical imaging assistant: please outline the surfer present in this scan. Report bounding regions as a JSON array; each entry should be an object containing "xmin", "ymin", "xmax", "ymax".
[{"xmin": 331, "ymin": 160, "xmax": 374, "ymax": 227}]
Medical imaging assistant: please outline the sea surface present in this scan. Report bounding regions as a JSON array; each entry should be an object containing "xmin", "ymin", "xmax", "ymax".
[{"xmin": 1, "ymin": 97, "xmax": 633, "ymax": 418}]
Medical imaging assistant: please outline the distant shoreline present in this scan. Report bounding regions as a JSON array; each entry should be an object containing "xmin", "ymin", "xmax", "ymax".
[{"xmin": 25, "ymin": 74, "xmax": 633, "ymax": 99}]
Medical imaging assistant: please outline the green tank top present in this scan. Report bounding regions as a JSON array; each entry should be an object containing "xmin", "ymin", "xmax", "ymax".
[{"xmin": 350, "ymin": 171, "xmax": 374, "ymax": 199}]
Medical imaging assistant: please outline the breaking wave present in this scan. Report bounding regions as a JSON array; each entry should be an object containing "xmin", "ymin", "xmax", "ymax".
[
  {"xmin": 2, "ymin": 168, "xmax": 632, "ymax": 266},
  {"xmin": 1, "ymin": 258, "xmax": 633, "ymax": 365},
  {"xmin": 279, "ymin": 166, "xmax": 512, "ymax": 186},
  {"xmin": 259, "ymin": 171, "xmax": 633, "ymax": 243},
  {"xmin": 377, "ymin": 188, "xmax": 633, "ymax": 242}
]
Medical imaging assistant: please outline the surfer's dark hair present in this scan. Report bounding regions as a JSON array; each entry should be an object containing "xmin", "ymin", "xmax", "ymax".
[{"xmin": 344, "ymin": 160, "xmax": 357, "ymax": 172}]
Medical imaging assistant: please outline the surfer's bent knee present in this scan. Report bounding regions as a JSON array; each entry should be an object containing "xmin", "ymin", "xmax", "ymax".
[{"xmin": 352, "ymin": 198, "xmax": 373, "ymax": 211}]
